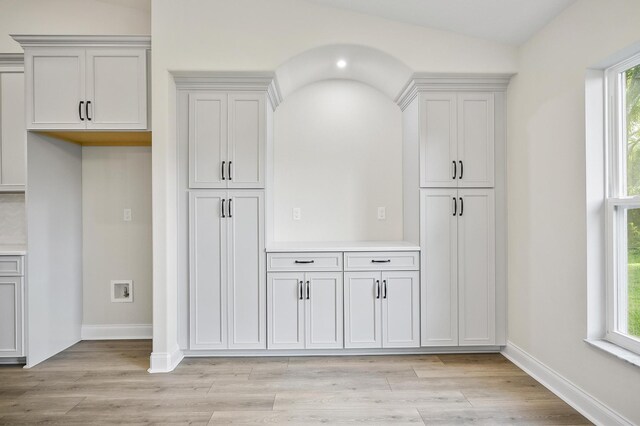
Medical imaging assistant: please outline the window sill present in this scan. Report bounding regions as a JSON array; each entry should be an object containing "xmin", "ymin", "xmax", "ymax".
[{"xmin": 585, "ymin": 338, "xmax": 640, "ymax": 368}]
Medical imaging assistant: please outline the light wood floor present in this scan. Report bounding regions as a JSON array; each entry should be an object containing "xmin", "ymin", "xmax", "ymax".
[{"xmin": 0, "ymin": 340, "xmax": 590, "ymax": 425}]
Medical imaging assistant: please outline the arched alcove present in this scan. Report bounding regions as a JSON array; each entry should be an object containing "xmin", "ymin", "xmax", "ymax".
[
  {"xmin": 275, "ymin": 44, "xmax": 412, "ymax": 101},
  {"xmin": 272, "ymin": 45, "xmax": 411, "ymax": 242}
]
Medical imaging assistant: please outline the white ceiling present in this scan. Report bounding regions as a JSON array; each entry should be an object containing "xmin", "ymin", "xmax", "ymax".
[{"xmin": 304, "ymin": 0, "xmax": 576, "ymax": 45}]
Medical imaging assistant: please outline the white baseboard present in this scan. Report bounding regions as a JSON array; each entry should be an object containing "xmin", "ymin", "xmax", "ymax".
[
  {"xmin": 81, "ymin": 324, "xmax": 152, "ymax": 340},
  {"xmin": 502, "ymin": 342, "xmax": 633, "ymax": 426},
  {"xmin": 148, "ymin": 348, "xmax": 184, "ymax": 373}
]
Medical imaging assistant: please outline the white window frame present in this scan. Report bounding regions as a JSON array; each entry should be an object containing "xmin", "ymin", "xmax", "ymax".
[{"xmin": 605, "ymin": 52, "xmax": 640, "ymax": 355}]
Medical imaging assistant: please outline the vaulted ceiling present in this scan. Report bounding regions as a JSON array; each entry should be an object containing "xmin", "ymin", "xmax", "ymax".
[{"xmin": 303, "ymin": 0, "xmax": 577, "ymax": 45}]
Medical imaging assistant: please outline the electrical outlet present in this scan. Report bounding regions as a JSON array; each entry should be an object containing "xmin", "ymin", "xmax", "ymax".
[
  {"xmin": 123, "ymin": 208, "xmax": 132, "ymax": 222},
  {"xmin": 377, "ymin": 207, "xmax": 386, "ymax": 220},
  {"xmin": 293, "ymin": 208, "xmax": 301, "ymax": 221}
]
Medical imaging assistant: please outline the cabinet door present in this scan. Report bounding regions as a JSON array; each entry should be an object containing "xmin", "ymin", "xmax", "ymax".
[
  {"xmin": 227, "ymin": 92, "xmax": 265, "ymax": 188},
  {"xmin": 86, "ymin": 49, "xmax": 147, "ymax": 130},
  {"xmin": 26, "ymin": 48, "xmax": 86, "ymax": 129},
  {"xmin": 227, "ymin": 191, "xmax": 265, "ymax": 349},
  {"xmin": 189, "ymin": 191, "xmax": 228, "ymax": 349},
  {"xmin": 267, "ymin": 272, "xmax": 305, "ymax": 349},
  {"xmin": 420, "ymin": 189, "xmax": 458, "ymax": 346},
  {"xmin": 457, "ymin": 93, "xmax": 494, "ymax": 188},
  {"xmin": 458, "ymin": 189, "xmax": 495, "ymax": 346},
  {"xmin": 382, "ymin": 271, "xmax": 419, "ymax": 348},
  {"xmin": 305, "ymin": 272, "xmax": 343, "ymax": 349},
  {"xmin": 344, "ymin": 272, "xmax": 382, "ymax": 348},
  {"xmin": 0, "ymin": 72, "xmax": 26, "ymax": 189},
  {"xmin": 0, "ymin": 277, "xmax": 23, "ymax": 357},
  {"xmin": 420, "ymin": 93, "xmax": 457, "ymax": 188},
  {"xmin": 189, "ymin": 93, "xmax": 228, "ymax": 188}
]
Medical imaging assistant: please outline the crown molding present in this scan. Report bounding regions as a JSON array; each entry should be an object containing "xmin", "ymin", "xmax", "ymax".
[
  {"xmin": 0, "ymin": 53, "xmax": 24, "ymax": 72},
  {"xmin": 11, "ymin": 35, "xmax": 151, "ymax": 49},
  {"xmin": 172, "ymin": 71, "xmax": 282, "ymax": 109},
  {"xmin": 396, "ymin": 72, "xmax": 515, "ymax": 110}
]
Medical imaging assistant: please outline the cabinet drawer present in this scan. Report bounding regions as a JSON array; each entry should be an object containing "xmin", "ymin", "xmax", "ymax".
[
  {"xmin": 267, "ymin": 252, "xmax": 342, "ymax": 272},
  {"xmin": 0, "ymin": 256, "xmax": 23, "ymax": 276},
  {"xmin": 344, "ymin": 252, "xmax": 419, "ymax": 271}
]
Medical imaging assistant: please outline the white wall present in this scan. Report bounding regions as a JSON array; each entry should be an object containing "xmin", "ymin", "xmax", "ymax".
[
  {"xmin": 273, "ymin": 79, "xmax": 402, "ymax": 242},
  {"xmin": 151, "ymin": 0, "xmax": 518, "ymax": 365},
  {"xmin": 0, "ymin": 0, "xmax": 150, "ymax": 52},
  {"xmin": 82, "ymin": 147, "xmax": 152, "ymax": 327},
  {"xmin": 507, "ymin": 0, "xmax": 640, "ymax": 422},
  {"xmin": 26, "ymin": 133, "xmax": 82, "ymax": 367}
]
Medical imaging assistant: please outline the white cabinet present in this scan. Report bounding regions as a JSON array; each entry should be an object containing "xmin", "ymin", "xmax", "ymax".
[
  {"xmin": 17, "ymin": 36, "xmax": 149, "ymax": 131},
  {"xmin": 0, "ymin": 252, "xmax": 24, "ymax": 359},
  {"xmin": 344, "ymin": 269, "xmax": 419, "ymax": 349},
  {"xmin": 0, "ymin": 61, "xmax": 26, "ymax": 191},
  {"xmin": 267, "ymin": 271, "xmax": 343, "ymax": 350},
  {"xmin": 420, "ymin": 93, "xmax": 494, "ymax": 188},
  {"xmin": 0, "ymin": 277, "xmax": 23, "ymax": 357},
  {"xmin": 420, "ymin": 188, "xmax": 495, "ymax": 347},
  {"xmin": 85, "ymin": 49, "xmax": 147, "ymax": 130},
  {"xmin": 189, "ymin": 91, "xmax": 265, "ymax": 189},
  {"xmin": 189, "ymin": 190, "xmax": 265, "ymax": 350}
]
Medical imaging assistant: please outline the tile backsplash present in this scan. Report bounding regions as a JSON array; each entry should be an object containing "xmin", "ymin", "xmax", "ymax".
[{"xmin": 0, "ymin": 194, "xmax": 26, "ymax": 245}]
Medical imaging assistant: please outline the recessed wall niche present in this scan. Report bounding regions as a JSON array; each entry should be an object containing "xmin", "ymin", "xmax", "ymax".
[{"xmin": 273, "ymin": 79, "xmax": 403, "ymax": 242}]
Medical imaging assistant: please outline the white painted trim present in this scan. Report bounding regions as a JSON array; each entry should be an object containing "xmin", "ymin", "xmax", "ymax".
[
  {"xmin": 81, "ymin": 324, "xmax": 152, "ymax": 340},
  {"xmin": 148, "ymin": 348, "xmax": 184, "ymax": 373},
  {"xmin": 11, "ymin": 35, "xmax": 150, "ymax": 48},
  {"xmin": 396, "ymin": 73, "xmax": 515, "ymax": 110},
  {"xmin": 172, "ymin": 71, "xmax": 282, "ymax": 109},
  {"xmin": 0, "ymin": 53, "xmax": 24, "ymax": 72},
  {"xmin": 502, "ymin": 342, "xmax": 633, "ymax": 426},
  {"xmin": 183, "ymin": 346, "xmax": 502, "ymax": 357}
]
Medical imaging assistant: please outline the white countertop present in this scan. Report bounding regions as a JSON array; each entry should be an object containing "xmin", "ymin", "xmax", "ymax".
[
  {"xmin": 0, "ymin": 245, "xmax": 27, "ymax": 255},
  {"xmin": 266, "ymin": 241, "xmax": 420, "ymax": 253}
]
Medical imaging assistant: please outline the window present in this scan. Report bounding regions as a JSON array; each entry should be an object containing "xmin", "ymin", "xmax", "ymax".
[{"xmin": 606, "ymin": 55, "xmax": 640, "ymax": 354}]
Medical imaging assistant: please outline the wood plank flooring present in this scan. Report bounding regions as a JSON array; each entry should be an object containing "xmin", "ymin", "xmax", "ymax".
[{"xmin": 0, "ymin": 340, "xmax": 591, "ymax": 425}]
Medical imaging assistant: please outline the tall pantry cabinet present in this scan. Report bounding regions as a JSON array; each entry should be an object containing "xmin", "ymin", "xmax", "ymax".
[
  {"xmin": 176, "ymin": 74, "xmax": 280, "ymax": 350},
  {"xmin": 399, "ymin": 74, "xmax": 509, "ymax": 348}
]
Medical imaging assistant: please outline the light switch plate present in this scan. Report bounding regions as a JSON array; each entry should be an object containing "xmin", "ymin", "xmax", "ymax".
[{"xmin": 123, "ymin": 208, "xmax": 132, "ymax": 222}]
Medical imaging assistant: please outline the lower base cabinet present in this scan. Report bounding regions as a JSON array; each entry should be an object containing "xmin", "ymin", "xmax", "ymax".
[
  {"xmin": 0, "ymin": 276, "xmax": 23, "ymax": 357},
  {"xmin": 344, "ymin": 270, "xmax": 419, "ymax": 349},
  {"xmin": 267, "ymin": 272, "xmax": 343, "ymax": 349}
]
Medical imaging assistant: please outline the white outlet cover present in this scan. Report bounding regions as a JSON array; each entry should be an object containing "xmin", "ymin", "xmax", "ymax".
[
  {"xmin": 111, "ymin": 280, "xmax": 133, "ymax": 303},
  {"xmin": 123, "ymin": 208, "xmax": 132, "ymax": 222},
  {"xmin": 293, "ymin": 208, "xmax": 301, "ymax": 221},
  {"xmin": 377, "ymin": 207, "xmax": 386, "ymax": 220}
]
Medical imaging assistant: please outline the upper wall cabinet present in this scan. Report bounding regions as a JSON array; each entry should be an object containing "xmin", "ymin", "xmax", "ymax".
[
  {"xmin": 176, "ymin": 72, "xmax": 280, "ymax": 190},
  {"xmin": 189, "ymin": 92, "xmax": 265, "ymax": 188},
  {"xmin": 420, "ymin": 92, "xmax": 494, "ymax": 188},
  {"xmin": 0, "ymin": 55, "xmax": 26, "ymax": 192},
  {"xmin": 12, "ymin": 36, "xmax": 150, "ymax": 131}
]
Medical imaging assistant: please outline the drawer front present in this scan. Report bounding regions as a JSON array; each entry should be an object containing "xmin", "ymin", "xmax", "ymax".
[
  {"xmin": 0, "ymin": 256, "xmax": 24, "ymax": 276},
  {"xmin": 344, "ymin": 252, "xmax": 419, "ymax": 271},
  {"xmin": 267, "ymin": 252, "xmax": 342, "ymax": 272}
]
